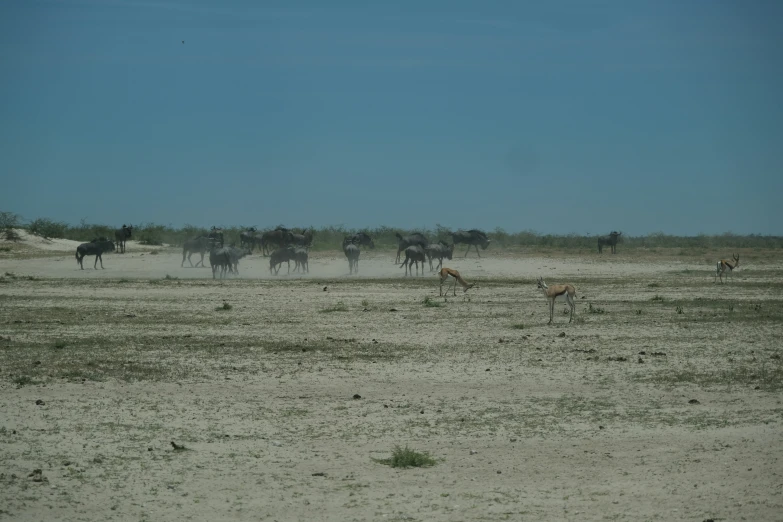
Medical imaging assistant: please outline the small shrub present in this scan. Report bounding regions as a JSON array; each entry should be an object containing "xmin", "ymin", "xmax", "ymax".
[
  {"xmin": 164, "ymin": 274, "xmax": 178, "ymax": 280},
  {"xmin": 423, "ymin": 296, "xmax": 441, "ymax": 308},
  {"xmin": 53, "ymin": 340, "xmax": 67, "ymax": 350},
  {"xmin": 375, "ymin": 445, "xmax": 437, "ymax": 469},
  {"xmin": 728, "ymin": 303, "xmax": 735, "ymax": 312},
  {"xmin": 14, "ymin": 375, "xmax": 38, "ymax": 387},
  {"xmin": 320, "ymin": 302, "xmax": 348, "ymax": 313},
  {"xmin": 216, "ymin": 302, "xmax": 232, "ymax": 311},
  {"xmin": 27, "ymin": 218, "xmax": 68, "ymax": 239},
  {"xmin": 511, "ymin": 323, "xmax": 525, "ymax": 330},
  {"xmin": 634, "ymin": 309, "xmax": 642, "ymax": 315},
  {"xmin": 0, "ymin": 246, "xmax": 10, "ymax": 252},
  {"xmin": 650, "ymin": 295, "xmax": 665, "ymax": 302},
  {"xmin": 149, "ymin": 250, "xmax": 159, "ymax": 255},
  {"xmin": 361, "ymin": 299, "xmax": 369, "ymax": 308},
  {"xmin": 587, "ymin": 303, "xmax": 606, "ymax": 314},
  {"xmin": 675, "ymin": 306, "xmax": 684, "ymax": 314},
  {"xmin": 4, "ymin": 229, "xmax": 21, "ymax": 242},
  {"xmin": 647, "ymin": 283, "xmax": 660, "ymax": 288},
  {"xmin": 752, "ymin": 304, "xmax": 762, "ymax": 312}
]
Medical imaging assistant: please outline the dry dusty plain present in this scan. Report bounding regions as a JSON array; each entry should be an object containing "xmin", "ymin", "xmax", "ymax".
[{"xmin": 1, "ymin": 236, "xmax": 782, "ymax": 521}]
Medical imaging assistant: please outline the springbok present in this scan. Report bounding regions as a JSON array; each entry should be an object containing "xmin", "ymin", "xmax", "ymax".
[
  {"xmin": 439, "ymin": 267, "xmax": 475, "ymax": 296},
  {"xmin": 536, "ymin": 277, "xmax": 576, "ymax": 324},
  {"xmin": 715, "ymin": 254, "xmax": 739, "ymax": 283}
]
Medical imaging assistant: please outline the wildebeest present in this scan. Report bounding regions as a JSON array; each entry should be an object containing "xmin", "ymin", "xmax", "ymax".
[
  {"xmin": 348, "ymin": 232, "xmax": 374, "ymax": 249},
  {"xmin": 114, "ymin": 224, "xmax": 132, "ymax": 254},
  {"xmin": 400, "ymin": 245, "xmax": 426, "ymax": 276},
  {"xmin": 597, "ymin": 231, "xmax": 621, "ymax": 254},
  {"xmin": 290, "ymin": 228, "xmax": 315, "ymax": 249},
  {"xmin": 209, "ymin": 243, "xmax": 232, "ymax": 279},
  {"xmin": 182, "ymin": 236, "xmax": 210, "ymax": 267},
  {"xmin": 208, "ymin": 227, "xmax": 224, "ymax": 248},
  {"xmin": 261, "ymin": 228, "xmax": 294, "ymax": 256},
  {"xmin": 343, "ymin": 237, "xmax": 360, "ymax": 275},
  {"xmin": 425, "ymin": 242, "xmax": 454, "ymax": 272},
  {"xmin": 291, "ymin": 246, "xmax": 309, "ymax": 273},
  {"xmin": 239, "ymin": 227, "xmax": 258, "ymax": 250},
  {"xmin": 225, "ymin": 246, "xmax": 252, "ymax": 275},
  {"xmin": 395, "ymin": 232, "xmax": 428, "ymax": 263},
  {"xmin": 76, "ymin": 237, "xmax": 115, "ymax": 270},
  {"xmin": 451, "ymin": 229, "xmax": 490, "ymax": 257},
  {"xmin": 269, "ymin": 247, "xmax": 295, "ymax": 275}
]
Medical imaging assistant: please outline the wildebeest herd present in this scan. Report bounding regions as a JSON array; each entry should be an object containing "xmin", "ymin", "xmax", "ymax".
[{"xmin": 74, "ymin": 225, "xmax": 630, "ymax": 280}]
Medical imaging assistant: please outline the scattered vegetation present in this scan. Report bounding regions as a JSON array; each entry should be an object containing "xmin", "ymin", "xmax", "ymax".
[
  {"xmin": 647, "ymin": 282, "xmax": 661, "ymax": 288},
  {"xmin": 675, "ymin": 306, "xmax": 684, "ymax": 314},
  {"xmin": 587, "ymin": 303, "xmax": 606, "ymax": 314},
  {"xmin": 164, "ymin": 274, "xmax": 178, "ymax": 281},
  {"xmin": 423, "ymin": 296, "xmax": 442, "ymax": 308},
  {"xmin": 215, "ymin": 302, "xmax": 232, "ymax": 311},
  {"xmin": 375, "ymin": 445, "xmax": 437, "ymax": 469},
  {"xmin": 320, "ymin": 302, "xmax": 348, "ymax": 313},
  {"xmin": 511, "ymin": 323, "xmax": 525, "ymax": 329},
  {"xmin": 651, "ymin": 295, "xmax": 665, "ymax": 302}
]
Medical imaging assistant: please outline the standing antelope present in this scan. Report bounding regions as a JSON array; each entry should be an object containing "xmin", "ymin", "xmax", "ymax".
[
  {"xmin": 536, "ymin": 277, "xmax": 576, "ymax": 324},
  {"xmin": 715, "ymin": 254, "xmax": 739, "ymax": 283},
  {"xmin": 439, "ymin": 268, "xmax": 475, "ymax": 296}
]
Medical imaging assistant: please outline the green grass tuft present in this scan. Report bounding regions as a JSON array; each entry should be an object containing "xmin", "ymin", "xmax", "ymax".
[
  {"xmin": 375, "ymin": 445, "xmax": 437, "ymax": 468},
  {"xmin": 650, "ymin": 294, "xmax": 665, "ymax": 302},
  {"xmin": 423, "ymin": 296, "xmax": 441, "ymax": 308},
  {"xmin": 216, "ymin": 302, "xmax": 232, "ymax": 311}
]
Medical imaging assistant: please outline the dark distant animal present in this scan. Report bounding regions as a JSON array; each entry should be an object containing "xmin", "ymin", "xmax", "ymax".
[
  {"xmin": 343, "ymin": 237, "xmax": 360, "ymax": 275},
  {"xmin": 348, "ymin": 232, "xmax": 374, "ymax": 249},
  {"xmin": 76, "ymin": 238, "xmax": 115, "ymax": 270},
  {"xmin": 226, "ymin": 246, "xmax": 252, "ymax": 275},
  {"xmin": 208, "ymin": 227, "xmax": 224, "ymax": 248},
  {"xmin": 269, "ymin": 247, "xmax": 295, "ymax": 275},
  {"xmin": 425, "ymin": 242, "xmax": 454, "ymax": 272},
  {"xmin": 597, "ymin": 231, "xmax": 621, "ymax": 254},
  {"xmin": 209, "ymin": 244, "xmax": 232, "ymax": 279},
  {"xmin": 239, "ymin": 227, "xmax": 257, "ymax": 250},
  {"xmin": 292, "ymin": 246, "xmax": 309, "ymax": 273},
  {"xmin": 400, "ymin": 245, "xmax": 426, "ymax": 276},
  {"xmin": 395, "ymin": 232, "xmax": 428, "ymax": 263},
  {"xmin": 451, "ymin": 229, "xmax": 490, "ymax": 258},
  {"xmin": 261, "ymin": 228, "xmax": 294, "ymax": 256},
  {"xmin": 182, "ymin": 236, "xmax": 210, "ymax": 267},
  {"xmin": 114, "ymin": 224, "xmax": 133, "ymax": 253},
  {"xmin": 290, "ymin": 228, "xmax": 315, "ymax": 249}
]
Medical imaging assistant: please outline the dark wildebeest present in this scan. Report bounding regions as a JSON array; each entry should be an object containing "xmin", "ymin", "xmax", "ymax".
[
  {"xmin": 269, "ymin": 247, "xmax": 295, "ymax": 275},
  {"xmin": 226, "ymin": 246, "xmax": 252, "ymax": 275},
  {"xmin": 290, "ymin": 228, "xmax": 315, "ymax": 249},
  {"xmin": 395, "ymin": 232, "xmax": 428, "ymax": 263},
  {"xmin": 114, "ymin": 224, "xmax": 132, "ymax": 254},
  {"xmin": 76, "ymin": 237, "xmax": 115, "ymax": 270},
  {"xmin": 261, "ymin": 228, "xmax": 294, "ymax": 256},
  {"xmin": 208, "ymin": 227, "xmax": 224, "ymax": 248},
  {"xmin": 291, "ymin": 247, "xmax": 309, "ymax": 273},
  {"xmin": 451, "ymin": 229, "xmax": 490, "ymax": 258},
  {"xmin": 239, "ymin": 227, "xmax": 257, "ymax": 250},
  {"xmin": 425, "ymin": 242, "xmax": 454, "ymax": 272},
  {"xmin": 182, "ymin": 236, "xmax": 210, "ymax": 267},
  {"xmin": 209, "ymin": 243, "xmax": 232, "ymax": 279},
  {"xmin": 597, "ymin": 231, "xmax": 621, "ymax": 254},
  {"xmin": 348, "ymin": 232, "xmax": 374, "ymax": 249},
  {"xmin": 400, "ymin": 245, "xmax": 427, "ymax": 276},
  {"xmin": 343, "ymin": 237, "xmax": 360, "ymax": 275}
]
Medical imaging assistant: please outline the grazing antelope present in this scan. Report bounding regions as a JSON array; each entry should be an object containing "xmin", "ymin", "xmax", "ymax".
[
  {"xmin": 715, "ymin": 254, "xmax": 739, "ymax": 283},
  {"xmin": 439, "ymin": 268, "xmax": 475, "ymax": 296},
  {"xmin": 536, "ymin": 277, "xmax": 576, "ymax": 324}
]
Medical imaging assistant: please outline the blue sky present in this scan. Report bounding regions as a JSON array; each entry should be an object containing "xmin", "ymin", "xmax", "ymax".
[{"xmin": 1, "ymin": 0, "xmax": 781, "ymax": 235}]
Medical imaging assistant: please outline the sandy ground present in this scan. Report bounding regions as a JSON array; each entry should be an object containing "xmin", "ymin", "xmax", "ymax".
[{"xmin": 1, "ymin": 233, "xmax": 782, "ymax": 521}]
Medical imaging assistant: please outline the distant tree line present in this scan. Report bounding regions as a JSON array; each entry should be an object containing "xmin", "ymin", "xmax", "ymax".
[{"xmin": 2, "ymin": 212, "xmax": 781, "ymax": 250}]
